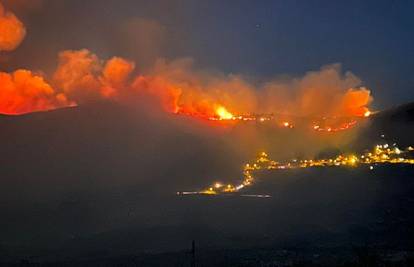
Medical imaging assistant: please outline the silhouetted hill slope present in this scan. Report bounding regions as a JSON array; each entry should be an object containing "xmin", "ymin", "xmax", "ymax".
[
  {"xmin": 1, "ymin": 101, "xmax": 414, "ymax": 264},
  {"xmin": 0, "ymin": 101, "xmax": 241, "ymax": 198},
  {"xmin": 354, "ymin": 101, "xmax": 414, "ymax": 149},
  {"xmin": 375, "ymin": 102, "xmax": 414, "ymax": 122}
]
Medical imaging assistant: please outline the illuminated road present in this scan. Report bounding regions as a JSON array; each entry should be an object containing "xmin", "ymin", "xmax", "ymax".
[{"xmin": 178, "ymin": 143, "xmax": 414, "ymax": 196}]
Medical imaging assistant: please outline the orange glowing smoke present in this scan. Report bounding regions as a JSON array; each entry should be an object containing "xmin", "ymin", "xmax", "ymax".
[
  {"xmin": 131, "ymin": 62, "xmax": 373, "ymax": 121},
  {"xmin": 0, "ymin": 2, "xmax": 64, "ymax": 115},
  {"xmin": 0, "ymin": 1, "xmax": 373, "ymax": 119},
  {"xmin": 131, "ymin": 59, "xmax": 259, "ymax": 119},
  {"xmin": 339, "ymin": 87, "xmax": 373, "ymax": 117},
  {"xmin": 0, "ymin": 43, "xmax": 373, "ymax": 122},
  {"xmin": 0, "ymin": 48, "xmax": 136, "ymax": 114},
  {"xmin": 0, "ymin": 70, "xmax": 73, "ymax": 115},
  {"xmin": 101, "ymin": 57, "xmax": 136, "ymax": 97},
  {"xmin": 53, "ymin": 49, "xmax": 135, "ymax": 101},
  {"xmin": 0, "ymin": 2, "xmax": 26, "ymax": 51}
]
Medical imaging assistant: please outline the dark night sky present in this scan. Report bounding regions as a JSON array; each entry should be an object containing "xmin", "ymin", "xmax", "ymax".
[{"xmin": 5, "ymin": 0, "xmax": 414, "ymax": 109}]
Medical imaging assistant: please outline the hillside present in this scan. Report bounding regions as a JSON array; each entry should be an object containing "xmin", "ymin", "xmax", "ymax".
[{"xmin": 1, "ymin": 101, "xmax": 414, "ymax": 265}]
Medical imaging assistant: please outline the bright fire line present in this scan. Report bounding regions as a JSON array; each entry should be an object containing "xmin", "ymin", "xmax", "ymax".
[{"xmin": 177, "ymin": 105, "xmax": 373, "ymax": 133}]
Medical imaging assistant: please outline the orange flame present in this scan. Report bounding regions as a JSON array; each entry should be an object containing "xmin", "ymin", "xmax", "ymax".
[{"xmin": 215, "ymin": 106, "xmax": 234, "ymax": 120}]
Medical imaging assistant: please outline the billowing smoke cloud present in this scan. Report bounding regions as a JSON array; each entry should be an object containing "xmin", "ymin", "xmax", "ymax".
[
  {"xmin": 0, "ymin": 2, "xmax": 26, "ymax": 51},
  {"xmin": 0, "ymin": 0, "xmax": 372, "ymax": 118},
  {"xmin": 0, "ymin": 3, "xmax": 70, "ymax": 116},
  {"xmin": 0, "ymin": 48, "xmax": 372, "ymax": 119},
  {"xmin": 0, "ymin": 3, "xmax": 372, "ymax": 120},
  {"xmin": 262, "ymin": 64, "xmax": 373, "ymax": 117},
  {"xmin": 0, "ymin": 2, "xmax": 373, "ymax": 119},
  {"xmin": 0, "ymin": 69, "xmax": 73, "ymax": 114},
  {"xmin": 132, "ymin": 59, "xmax": 372, "ymax": 118},
  {"xmin": 0, "ymin": 49, "xmax": 136, "ymax": 114},
  {"xmin": 52, "ymin": 49, "xmax": 135, "ymax": 102}
]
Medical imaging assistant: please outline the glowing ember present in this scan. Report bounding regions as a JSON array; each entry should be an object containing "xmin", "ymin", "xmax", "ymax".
[
  {"xmin": 175, "ymin": 102, "xmax": 371, "ymax": 133},
  {"xmin": 200, "ymin": 107, "xmax": 366, "ymax": 133},
  {"xmin": 312, "ymin": 120, "xmax": 357, "ymax": 132}
]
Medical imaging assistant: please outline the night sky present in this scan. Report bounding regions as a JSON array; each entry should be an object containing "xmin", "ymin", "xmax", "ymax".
[{"xmin": 4, "ymin": 0, "xmax": 414, "ymax": 109}]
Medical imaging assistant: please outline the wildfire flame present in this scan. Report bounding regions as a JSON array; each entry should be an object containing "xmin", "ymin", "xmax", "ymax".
[
  {"xmin": 215, "ymin": 106, "xmax": 234, "ymax": 120},
  {"xmin": 0, "ymin": 1, "xmax": 374, "ymax": 128}
]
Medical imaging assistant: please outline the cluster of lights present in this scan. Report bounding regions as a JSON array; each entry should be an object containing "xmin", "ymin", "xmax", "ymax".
[{"xmin": 178, "ymin": 143, "xmax": 414, "ymax": 196}]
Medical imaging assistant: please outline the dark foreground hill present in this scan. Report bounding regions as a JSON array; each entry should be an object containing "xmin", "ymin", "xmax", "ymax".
[
  {"xmin": 1, "ymin": 101, "xmax": 414, "ymax": 266},
  {"xmin": 356, "ymin": 101, "xmax": 414, "ymax": 148}
]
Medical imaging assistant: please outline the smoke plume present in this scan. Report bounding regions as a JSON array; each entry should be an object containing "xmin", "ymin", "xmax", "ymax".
[
  {"xmin": 132, "ymin": 59, "xmax": 372, "ymax": 118},
  {"xmin": 0, "ymin": 3, "xmax": 372, "ymax": 120},
  {"xmin": 0, "ymin": 2, "xmax": 26, "ymax": 51},
  {"xmin": 0, "ymin": 48, "xmax": 372, "ymax": 119},
  {"xmin": 52, "ymin": 49, "xmax": 135, "ymax": 102},
  {"xmin": 0, "ymin": 69, "xmax": 73, "ymax": 114}
]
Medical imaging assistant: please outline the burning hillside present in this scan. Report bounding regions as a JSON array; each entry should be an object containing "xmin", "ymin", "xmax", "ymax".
[{"xmin": 0, "ymin": 2, "xmax": 373, "ymax": 132}]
